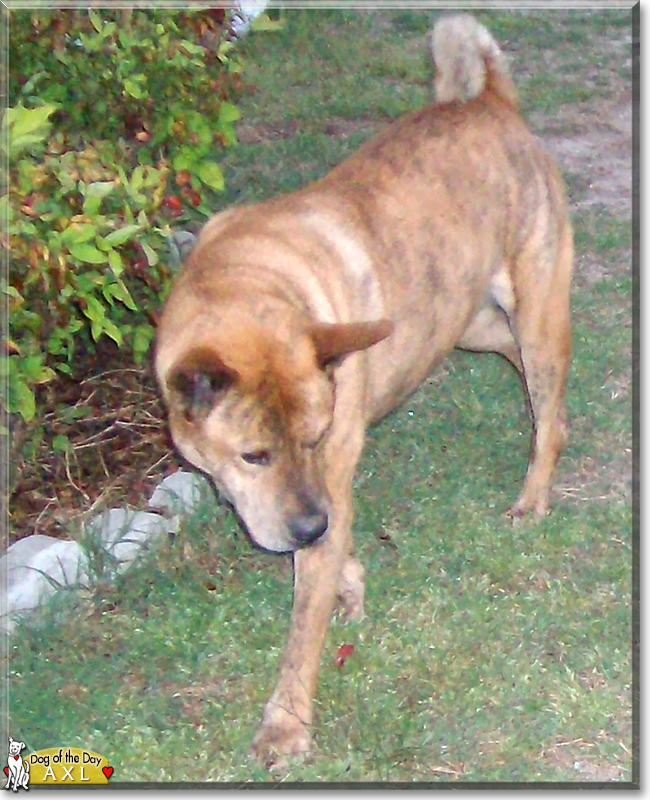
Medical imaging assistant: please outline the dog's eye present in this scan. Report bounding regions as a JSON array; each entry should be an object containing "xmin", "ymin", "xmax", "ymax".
[{"xmin": 241, "ymin": 450, "xmax": 271, "ymax": 466}]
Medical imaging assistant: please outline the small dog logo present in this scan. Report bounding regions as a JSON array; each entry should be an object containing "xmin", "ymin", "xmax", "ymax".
[{"xmin": 4, "ymin": 738, "xmax": 29, "ymax": 792}]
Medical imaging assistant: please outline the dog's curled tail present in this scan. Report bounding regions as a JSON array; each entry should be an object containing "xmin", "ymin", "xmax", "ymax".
[{"xmin": 430, "ymin": 14, "xmax": 518, "ymax": 107}]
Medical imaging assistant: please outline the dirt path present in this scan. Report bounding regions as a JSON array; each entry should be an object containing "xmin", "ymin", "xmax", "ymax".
[{"xmin": 545, "ymin": 102, "xmax": 632, "ymax": 220}]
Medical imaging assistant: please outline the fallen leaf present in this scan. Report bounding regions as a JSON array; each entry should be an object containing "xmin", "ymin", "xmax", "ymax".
[{"xmin": 336, "ymin": 643, "xmax": 355, "ymax": 668}]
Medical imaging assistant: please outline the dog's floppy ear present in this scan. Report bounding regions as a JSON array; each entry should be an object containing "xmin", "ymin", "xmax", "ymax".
[
  {"xmin": 310, "ymin": 319, "xmax": 394, "ymax": 367},
  {"xmin": 167, "ymin": 348, "xmax": 237, "ymax": 421}
]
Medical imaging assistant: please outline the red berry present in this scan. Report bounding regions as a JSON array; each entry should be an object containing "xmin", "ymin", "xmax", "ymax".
[
  {"xmin": 163, "ymin": 195, "xmax": 182, "ymax": 212},
  {"xmin": 175, "ymin": 170, "xmax": 192, "ymax": 187},
  {"xmin": 181, "ymin": 187, "xmax": 201, "ymax": 207}
]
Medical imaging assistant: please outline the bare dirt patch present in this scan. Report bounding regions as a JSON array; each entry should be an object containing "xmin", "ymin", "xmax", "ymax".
[
  {"xmin": 237, "ymin": 115, "xmax": 380, "ymax": 146},
  {"xmin": 544, "ymin": 102, "xmax": 632, "ymax": 220},
  {"xmin": 237, "ymin": 118, "xmax": 300, "ymax": 145},
  {"xmin": 9, "ymin": 360, "xmax": 181, "ymax": 543},
  {"xmin": 540, "ymin": 726, "xmax": 632, "ymax": 783},
  {"xmin": 542, "ymin": 744, "xmax": 630, "ymax": 782}
]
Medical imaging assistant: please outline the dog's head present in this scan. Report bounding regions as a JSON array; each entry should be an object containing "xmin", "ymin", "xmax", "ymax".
[
  {"xmin": 157, "ymin": 315, "xmax": 391, "ymax": 552},
  {"xmin": 8, "ymin": 739, "xmax": 25, "ymax": 757}
]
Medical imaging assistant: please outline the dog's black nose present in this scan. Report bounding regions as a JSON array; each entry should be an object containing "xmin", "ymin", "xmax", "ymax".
[{"xmin": 289, "ymin": 511, "xmax": 329, "ymax": 547}]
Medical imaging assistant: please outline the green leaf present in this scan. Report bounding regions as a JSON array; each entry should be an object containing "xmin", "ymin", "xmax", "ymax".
[
  {"xmin": 218, "ymin": 102, "xmax": 241, "ymax": 125},
  {"xmin": 95, "ymin": 236, "xmax": 113, "ymax": 252},
  {"xmin": 217, "ymin": 40, "xmax": 235, "ymax": 62},
  {"xmin": 141, "ymin": 167, "xmax": 163, "ymax": 189},
  {"xmin": 0, "ymin": 194, "xmax": 11, "ymax": 231},
  {"xmin": 3, "ymin": 362, "xmax": 36, "ymax": 422},
  {"xmin": 105, "ymin": 280, "xmax": 138, "ymax": 312},
  {"xmin": 216, "ymin": 102, "xmax": 240, "ymax": 147},
  {"xmin": 82, "ymin": 181, "xmax": 115, "ymax": 215},
  {"xmin": 2, "ymin": 284, "xmax": 24, "ymax": 302},
  {"xmin": 90, "ymin": 318, "xmax": 104, "ymax": 342},
  {"xmin": 122, "ymin": 201, "xmax": 135, "ymax": 225},
  {"xmin": 52, "ymin": 434, "xmax": 70, "ymax": 453},
  {"xmin": 131, "ymin": 165, "xmax": 144, "ymax": 192},
  {"xmin": 101, "ymin": 318, "xmax": 123, "ymax": 347},
  {"xmin": 3, "ymin": 104, "xmax": 58, "ymax": 140},
  {"xmin": 83, "ymin": 295, "xmax": 106, "ymax": 325},
  {"xmin": 132, "ymin": 324, "xmax": 155, "ymax": 364},
  {"xmin": 140, "ymin": 240, "xmax": 159, "ymax": 267},
  {"xmin": 104, "ymin": 224, "xmax": 141, "ymax": 247},
  {"xmin": 11, "ymin": 380, "xmax": 36, "ymax": 422},
  {"xmin": 197, "ymin": 160, "xmax": 225, "ymax": 192},
  {"xmin": 69, "ymin": 243, "xmax": 108, "ymax": 264},
  {"xmin": 20, "ymin": 72, "xmax": 47, "ymax": 96},
  {"xmin": 89, "ymin": 8, "xmax": 103, "ymax": 33},
  {"xmin": 20, "ymin": 355, "xmax": 55, "ymax": 384},
  {"xmin": 61, "ymin": 223, "xmax": 97, "ymax": 246},
  {"xmin": 124, "ymin": 78, "xmax": 145, "ymax": 99},
  {"xmin": 7, "ymin": 133, "xmax": 48, "ymax": 157},
  {"xmin": 173, "ymin": 150, "xmax": 196, "ymax": 172},
  {"xmin": 180, "ymin": 39, "xmax": 205, "ymax": 56},
  {"xmin": 108, "ymin": 249, "xmax": 124, "ymax": 277}
]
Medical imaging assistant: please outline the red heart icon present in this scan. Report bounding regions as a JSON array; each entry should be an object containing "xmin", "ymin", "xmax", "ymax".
[
  {"xmin": 13, "ymin": 756, "xmax": 19, "ymax": 761},
  {"xmin": 102, "ymin": 766, "xmax": 113, "ymax": 780},
  {"xmin": 3, "ymin": 767, "xmax": 7, "ymax": 776}
]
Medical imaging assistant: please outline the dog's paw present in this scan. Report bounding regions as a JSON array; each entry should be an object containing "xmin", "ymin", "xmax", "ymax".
[
  {"xmin": 506, "ymin": 498, "xmax": 550, "ymax": 525},
  {"xmin": 337, "ymin": 594, "xmax": 365, "ymax": 623},
  {"xmin": 250, "ymin": 711, "xmax": 311, "ymax": 769}
]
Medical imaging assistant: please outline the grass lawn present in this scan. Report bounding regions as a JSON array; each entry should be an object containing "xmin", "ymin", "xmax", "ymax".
[{"xmin": 6, "ymin": 7, "xmax": 635, "ymax": 785}]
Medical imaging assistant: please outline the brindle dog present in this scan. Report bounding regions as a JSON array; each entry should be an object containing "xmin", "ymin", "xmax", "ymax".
[{"xmin": 156, "ymin": 14, "xmax": 572, "ymax": 764}]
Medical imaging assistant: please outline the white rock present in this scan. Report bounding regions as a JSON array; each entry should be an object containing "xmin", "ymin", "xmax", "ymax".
[
  {"xmin": 0, "ymin": 473, "xmax": 210, "ymax": 638},
  {"xmin": 0, "ymin": 537, "xmax": 90, "ymax": 635},
  {"xmin": 147, "ymin": 470, "xmax": 211, "ymax": 517},
  {"xmin": 86, "ymin": 507, "xmax": 135, "ymax": 546},
  {"xmin": 230, "ymin": 0, "xmax": 270, "ymax": 35},
  {"xmin": 86, "ymin": 509, "xmax": 178, "ymax": 574},
  {"xmin": 3, "ymin": 535, "xmax": 61, "ymax": 588}
]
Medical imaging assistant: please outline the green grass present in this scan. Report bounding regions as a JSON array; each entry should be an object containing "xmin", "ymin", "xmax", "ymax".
[{"xmin": 7, "ymin": 7, "xmax": 634, "ymax": 785}]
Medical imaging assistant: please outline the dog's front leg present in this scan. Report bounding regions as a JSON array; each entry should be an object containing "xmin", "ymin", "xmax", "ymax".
[
  {"xmin": 251, "ymin": 421, "xmax": 363, "ymax": 767},
  {"xmin": 250, "ymin": 526, "xmax": 348, "ymax": 765}
]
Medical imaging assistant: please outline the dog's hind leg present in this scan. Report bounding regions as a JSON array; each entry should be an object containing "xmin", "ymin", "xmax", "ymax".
[
  {"xmin": 507, "ymin": 225, "xmax": 573, "ymax": 519},
  {"xmin": 457, "ymin": 303, "xmax": 524, "ymax": 373}
]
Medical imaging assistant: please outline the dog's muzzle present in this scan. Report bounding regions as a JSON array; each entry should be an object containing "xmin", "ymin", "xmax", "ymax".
[{"xmin": 288, "ymin": 509, "xmax": 329, "ymax": 548}]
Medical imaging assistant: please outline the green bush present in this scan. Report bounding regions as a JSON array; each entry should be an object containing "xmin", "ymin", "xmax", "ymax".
[
  {"xmin": 9, "ymin": 9, "xmax": 243, "ymax": 199},
  {"xmin": 3, "ymin": 105, "xmax": 171, "ymax": 422},
  {"xmin": 4, "ymin": 9, "xmax": 247, "ymax": 426}
]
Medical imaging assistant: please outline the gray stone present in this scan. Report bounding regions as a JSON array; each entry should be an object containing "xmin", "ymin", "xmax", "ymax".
[
  {"xmin": 168, "ymin": 230, "xmax": 197, "ymax": 266},
  {"xmin": 86, "ymin": 508, "xmax": 178, "ymax": 574},
  {"xmin": 0, "ymin": 537, "xmax": 90, "ymax": 635},
  {"xmin": 147, "ymin": 470, "xmax": 211, "ymax": 517},
  {"xmin": 0, "ymin": 473, "xmax": 210, "ymax": 639},
  {"xmin": 3, "ymin": 535, "xmax": 61, "ymax": 588}
]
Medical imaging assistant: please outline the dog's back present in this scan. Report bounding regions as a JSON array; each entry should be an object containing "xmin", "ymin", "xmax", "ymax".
[{"xmin": 297, "ymin": 15, "xmax": 570, "ymax": 419}]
